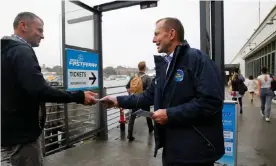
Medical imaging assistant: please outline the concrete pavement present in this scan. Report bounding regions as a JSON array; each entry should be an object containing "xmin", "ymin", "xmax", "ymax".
[{"xmin": 43, "ymin": 93, "xmax": 276, "ymax": 166}]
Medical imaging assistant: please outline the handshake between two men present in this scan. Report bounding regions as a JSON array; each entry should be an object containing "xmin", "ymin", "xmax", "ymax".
[{"xmin": 87, "ymin": 94, "xmax": 168, "ymax": 125}]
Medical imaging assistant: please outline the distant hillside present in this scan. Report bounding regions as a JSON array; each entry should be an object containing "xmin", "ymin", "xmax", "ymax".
[{"xmin": 103, "ymin": 66, "xmax": 153, "ymax": 77}]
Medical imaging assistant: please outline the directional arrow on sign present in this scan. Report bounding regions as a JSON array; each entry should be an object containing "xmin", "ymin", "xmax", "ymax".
[{"xmin": 89, "ymin": 72, "xmax": 96, "ymax": 85}]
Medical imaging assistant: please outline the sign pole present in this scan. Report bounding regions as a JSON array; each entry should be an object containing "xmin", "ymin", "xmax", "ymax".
[
  {"xmin": 61, "ymin": 0, "xmax": 70, "ymax": 148},
  {"xmin": 94, "ymin": 12, "xmax": 108, "ymax": 140}
]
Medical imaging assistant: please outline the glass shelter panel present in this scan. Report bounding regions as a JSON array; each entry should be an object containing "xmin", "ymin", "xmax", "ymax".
[{"xmin": 65, "ymin": 1, "xmax": 95, "ymax": 49}]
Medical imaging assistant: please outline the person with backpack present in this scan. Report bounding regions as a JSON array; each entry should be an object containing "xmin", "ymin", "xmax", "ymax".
[
  {"xmin": 229, "ymin": 68, "xmax": 246, "ymax": 114},
  {"xmin": 125, "ymin": 61, "xmax": 154, "ymax": 141},
  {"xmin": 257, "ymin": 67, "xmax": 274, "ymax": 122},
  {"xmin": 270, "ymin": 74, "xmax": 276, "ymax": 100}
]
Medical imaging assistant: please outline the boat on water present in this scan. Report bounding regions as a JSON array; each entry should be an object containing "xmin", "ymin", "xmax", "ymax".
[
  {"xmin": 105, "ymin": 75, "xmax": 116, "ymax": 81},
  {"xmin": 105, "ymin": 75, "xmax": 130, "ymax": 81},
  {"xmin": 42, "ymin": 72, "xmax": 63, "ymax": 86},
  {"xmin": 115, "ymin": 75, "xmax": 129, "ymax": 81}
]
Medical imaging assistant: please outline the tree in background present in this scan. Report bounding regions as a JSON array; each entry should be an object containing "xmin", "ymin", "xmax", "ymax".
[
  {"xmin": 46, "ymin": 66, "xmax": 63, "ymax": 75},
  {"xmin": 103, "ymin": 66, "xmax": 117, "ymax": 76},
  {"xmin": 41, "ymin": 65, "xmax": 63, "ymax": 75},
  {"xmin": 51, "ymin": 66, "xmax": 63, "ymax": 75}
]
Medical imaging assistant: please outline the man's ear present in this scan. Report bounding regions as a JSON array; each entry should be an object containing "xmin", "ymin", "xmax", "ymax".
[
  {"xmin": 169, "ymin": 29, "xmax": 176, "ymax": 40},
  {"xmin": 19, "ymin": 21, "xmax": 29, "ymax": 32}
]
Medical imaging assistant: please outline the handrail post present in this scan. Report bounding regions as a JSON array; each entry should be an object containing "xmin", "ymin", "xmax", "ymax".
[{"xmin": 119, "ymin": 108, "xmax": 126, "ymax": 132}]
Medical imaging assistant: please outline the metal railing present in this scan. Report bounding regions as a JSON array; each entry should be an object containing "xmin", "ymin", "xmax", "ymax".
[
  {"xmin": 41, "ymin": 85, "xmax": 129, "ymax": 156},
  {"xmin": 41, "ymin": 102, "xmax": 100, "ymax": 156},
  {"xmin": 105, "ymin": 85, "xmax": 131, "ymax": 131},
  {"xmin": 42, "ymin": 102, "xmax": 66, "ymax": 156},
  {"xmin": 1, "ymin": 85, "xmax": 130, "ymax": 163}
]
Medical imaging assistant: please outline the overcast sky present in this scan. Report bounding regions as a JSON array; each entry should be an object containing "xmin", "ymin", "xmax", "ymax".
[{"xmin": 1, "ymin": 0, "xmax": 275, "ymax": 69}]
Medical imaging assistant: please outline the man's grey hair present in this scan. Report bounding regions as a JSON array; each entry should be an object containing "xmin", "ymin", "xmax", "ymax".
[
  {"xmin": 156, "ymin": 17, "xmax": 185, "ymax": 42},
  {"xmin": 13, "ymin": 12, "xmax": 43, "ymax": 29}
]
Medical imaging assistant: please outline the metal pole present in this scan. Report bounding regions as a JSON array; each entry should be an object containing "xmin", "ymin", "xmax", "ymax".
[
  {"xmin": 200, "ymin": 0, "xmax": 211, "ymax": 57},
  {"xmin": 61, "ymin": 0, "xmax": 70, "ymax": 147},
  {"xmin": 59, "ymin": 14, "xmax": 62, "ymax": 75},
  {"xmin": 211, "ymin": 1, "xmax": 225, "ymax": 99},
  {"xmin": 119, "ymin": 108, "xmax": 126, "ymax": 132},
  {"xmin": 94, "ymin": 12, "xmax": 108, "ymax": 140}
]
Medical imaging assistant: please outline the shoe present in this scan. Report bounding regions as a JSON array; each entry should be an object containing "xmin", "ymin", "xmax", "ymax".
[
  {"xmin": 260, "ymin": 111, "xmax": 264, "ymax": 117},
  {"xmin": 127, "ymin": 135, "xmax": 135, "ymax": 141},
  {"xmin": 265, "ymin": 117, "xmax": 270, "ymax": 122},
  {"xmin": 251, "ymin": 99, "xmax": 253, "ymax": 103},
  {"xmin": 240, "ymin": 109, "xmax": 243, "ymax": 114}
]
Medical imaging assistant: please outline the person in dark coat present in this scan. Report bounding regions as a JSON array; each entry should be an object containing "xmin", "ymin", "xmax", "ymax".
[
  {"xmin": 1, "ymin": 12, "xmax": 98, "ymax": 166},
  {"xmin": 101, "ymin": 17, "xmax": 224, "ymax": 166},
  {"xmin": 230, "ymin": 68, "xmax": 245, "ymax": 113}
]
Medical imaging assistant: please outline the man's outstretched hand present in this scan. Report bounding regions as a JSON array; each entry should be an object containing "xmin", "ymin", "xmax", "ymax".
[
  {"xmin": 84, "ymin": 91, "xmax": 98, "ymax": 105},
  {"xmin": 100, "ymin": 96, "xmax": 118, "ymax": 108}
]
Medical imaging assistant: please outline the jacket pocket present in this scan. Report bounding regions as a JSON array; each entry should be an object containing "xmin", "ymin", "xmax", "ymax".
[
  {"xmin": 192, "ymin": 125, "xmax": 216, "ymax": 157},
  {"xmin": 165, "ymin": 126, "xmax": 217, "ymax": 162}
]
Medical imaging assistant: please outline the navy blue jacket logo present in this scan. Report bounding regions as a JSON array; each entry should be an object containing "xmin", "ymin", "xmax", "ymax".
[{"xmin": 174, "ymin": 69, "xmax": 184, "ymax": 82}]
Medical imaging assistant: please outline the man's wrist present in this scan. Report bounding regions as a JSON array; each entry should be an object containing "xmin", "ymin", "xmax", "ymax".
[{"xmin": 115, "ymin": 97, "xmax": 119, "ymax": 107}]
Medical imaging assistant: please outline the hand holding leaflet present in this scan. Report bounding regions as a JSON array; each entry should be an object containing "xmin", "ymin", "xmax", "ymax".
[{"xmin": 98, "ymin": 96, "xmax": 118, "ymax": 108}]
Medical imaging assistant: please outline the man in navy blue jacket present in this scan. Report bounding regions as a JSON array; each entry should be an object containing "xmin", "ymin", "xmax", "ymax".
[{"xmin": 101, "ymin": 17, "xmax": 224, "ymax": 166}]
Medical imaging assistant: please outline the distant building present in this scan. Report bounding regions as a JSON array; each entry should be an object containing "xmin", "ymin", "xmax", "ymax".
[
  {"xmin": 116, "ymin": 66, "xmax": 138, "ymax": 75},
  {"xmin": 230, "ymin": 6, "xmax": 276, "ymax": 78}
]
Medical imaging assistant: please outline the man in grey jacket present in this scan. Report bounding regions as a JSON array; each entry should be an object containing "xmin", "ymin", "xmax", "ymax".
[
  {"xmin": 1, "ymin": 12, "xmax": 98, "ymax": 166},
  {"xmin": 126, "ymin": 61, "xmax": 154, "ymax": 141}
]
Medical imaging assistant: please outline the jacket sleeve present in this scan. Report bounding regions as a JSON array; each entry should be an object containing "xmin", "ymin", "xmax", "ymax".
[
  {"xmin": 12, "ymin": 45, "xmax": 85, "ymax": 104},
  {"xmin": 117, "ymin": 78, "xmax": 155, "ymax": 109},
  {"xmin": 166, "ymin": 55, "xmax": 224, "ymax": 124}
]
